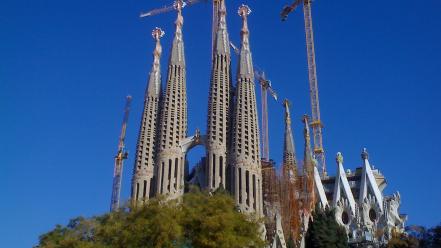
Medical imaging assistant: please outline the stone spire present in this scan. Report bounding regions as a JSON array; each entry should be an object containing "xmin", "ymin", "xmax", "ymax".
[
  {"xmin": 333, "ymin": 152, "xmax": 356, "ymax": 214},
  {"xmin": 131, "ymin": 28, "xmax": 164, "ymax": 205},
  {"xmin": 282, "ymin": 99, "xmax": 297, "ymax": 174},
  {"xmin": 237, "ymin": 4, "xmax": 253, "ymax": 79},
  {"xmin": 302, "ymin": 115, "xmax": 313, "ymax": 176},
  {"xmin": 206, "ymin": 0, "xmax": 232, "ymax": 191},
  {"xmin": 170, "ymin": 0, "xmax": 185, "ymax": 66},
  {"xmin": 230, "ymin": 4, "xmax": 262, "ymax": 215},
  {"xmin": 359, "ymin": 148, "xmax": 383, "ymax": 211},
  {"xmin": 302, "ymin": 115, "xmax": 315, "ymax": 210},
  {"xmin": 280, "ymin": 99, "xmax": 300, "ymax": 242},
  {"xmin": 155, "ymin": 0, "xmax": 188, "ymax": 199}
]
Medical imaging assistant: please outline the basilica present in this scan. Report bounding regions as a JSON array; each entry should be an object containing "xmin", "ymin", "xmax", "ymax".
[{"xmin": 128, "ymin": 0, "xmax": 406, "ymax": 246}]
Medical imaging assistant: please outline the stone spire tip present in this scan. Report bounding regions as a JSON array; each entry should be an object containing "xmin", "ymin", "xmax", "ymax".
[
  {"xmin": 238, "ymin": 4, "xmax": 251, "ymax": 33},
  {"xmin": 302, "ymin": 114, "xmax": 311, "ymax": 136},
  {"xmin": 173, "ymin": 0, "xmax": 185, "ymax": 28},
  {"xmin": 173, "ymin": 0, "xmax": 186, "ymax": 12},
  {"xmin": 336, "ymin": 152, "xmax": 343, "ymax": 164},
  {"xmin": 152, "ymin": 27, "xmax": 165, "ymax": 41},
  {"xmin": 361, "ymin": 148, "xmax": 369, "ymax": 160},
  {"xmin": 238, "ymin": 4, "xmax": 251, "ymax": 17},
  {"xmin": 283, "ymin": 99, "xmax": 292, "ymax": 124}
]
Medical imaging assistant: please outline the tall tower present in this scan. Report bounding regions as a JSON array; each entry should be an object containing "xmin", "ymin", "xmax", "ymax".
[
  {"xmin": 155, "ymin": 0, "xmax": 188, "ymax": 198},
  {"xmin": 282, "ymin": 99, "xmax": 298, "ymax": 174},
  {"xmin": 206, "ymin": 0, "xmax": 232, "ymax": 191},
  {"xmin": 280, "ymin": 99, "xmax": 300, "ymax": 241},
  {"xmin": 302, "ymin": 115, "xmax": 315, "ymax": 212},
  {"xmin": 230, "ymin": 4, "xmax": 263, "ymax": 215},
  {"xmin": 131, "ymin": 28, "xmax": 164, "ymax": 205}
]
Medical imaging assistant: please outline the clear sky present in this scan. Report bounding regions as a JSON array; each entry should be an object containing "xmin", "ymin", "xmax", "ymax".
[{"xmin": 1, "ymin": 0, "xmax": 441, "ymax": 247}]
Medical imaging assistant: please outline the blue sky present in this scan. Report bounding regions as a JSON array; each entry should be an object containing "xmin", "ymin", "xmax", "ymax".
[{"xmin": 1, "ymin": 0, "xmax": 441, "ymax": 247}]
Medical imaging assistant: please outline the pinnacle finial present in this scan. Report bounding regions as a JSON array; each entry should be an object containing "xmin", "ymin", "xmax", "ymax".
[
  {"xmin": 303, "ymin": 114, "xmax": 312, "ymax": 158},
  {"xmin": 312, "ymin": 155, "xmax": 318, "ymax": 167},
  {"xmin": 283, "ymin": 99, "xmax": 292, "ymax": 125},
  {"xmin": 361, "ymin": 148, "xmax": 369, "ymax": 160},
  {"xmin": 302, "ymin": 114, "xmax": 310, "ymax": 136},
  {"xmin": 152, "ymin": 27, "xmax": 165, "ymax": 41},
  {"xmin": 336, "ymin": 152, "xmax": 344, "ymax": 164},
  {"xmin": 173, "ymin": 0, "xmax": 186, "ymax": 12},
  {"xmin": 238, "ymin": 4, "xmax": 251, "ymax": 35},
  {"xmin": 238, "ymin": 4, "xmax": 251, "ymax": 17},
  {"xmin": 151, "ymin": 27, "xmax": 164, "ymax": 70},
  {"xmin": 173, "ymin": 0, "xmax": 185, "ymax": 29}
]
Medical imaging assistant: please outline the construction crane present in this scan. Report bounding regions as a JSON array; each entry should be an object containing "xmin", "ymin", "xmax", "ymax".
[
  {"xmin": 281, "ymin": 0, "xmax": 327, "ymax": 176},
  {"xmin": 140, "ymin": 0, "xmax": 224, "ymax": 57},
  {"xmin": 255, "ymin": 69, "xmax": 278, "ymax": 162},
  {"xmin": 139, "ymin": 0, "xmax": 206, "ymax": 18},
  {"xmin": 230, "ymin": 42, "xmax": 278, "ymax": 161},
  {"xmin": 110, "ymin": 95, "xmax": 132, "ymax": 212}
]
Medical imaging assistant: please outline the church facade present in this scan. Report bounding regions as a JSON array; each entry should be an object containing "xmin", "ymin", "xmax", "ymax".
[{"xmin": 128, "ymin": 1, "xmax": 406, "ymax": 247}]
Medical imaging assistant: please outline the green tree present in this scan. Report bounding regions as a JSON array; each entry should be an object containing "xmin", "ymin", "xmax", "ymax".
[
  {"xmin": 406, "ymin": 224, "xmax": 441, "ymax": 247},
  {"xmin": 35, "ymin": 191, "xmax": 265, "ymax": 248},
  {"xmin": 305, "ymin": 207, "xmax": 349, "ymax": 248},
  {"xmin": 181, "ymin": 189, "xmax": 265, "ymax": 248},
  {"xmin": 387, "ymin": 232, "xmax": 419, "ymax": 248},
  {"xmin": 427, "ymin": 225, "xmax": 441, "ymax": 248},
  {"xmin": 286, "ymin": 236, "xmax": 296, "ymax": 248}
]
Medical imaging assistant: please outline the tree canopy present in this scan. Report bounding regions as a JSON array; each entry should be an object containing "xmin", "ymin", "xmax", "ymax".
[
  {"xmin": 305, "ymin": 207, "xmax": 349, "ymax": 248},
  {"xmin": 405, "ymin": 224, "xmax": 441, "ymax": 248},
  {"xmin": 35, "ymin": 190, "xmax": 265, "ymax": 248}
]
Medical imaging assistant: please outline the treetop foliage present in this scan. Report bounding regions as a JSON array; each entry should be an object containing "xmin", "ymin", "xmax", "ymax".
[
  {"xmin": 35, "ymin": 189, "xmax": 265, "ymax": 248},
  {"xmin": 305, "ymin": 206, "xmax": 349, "ymax": 248}
]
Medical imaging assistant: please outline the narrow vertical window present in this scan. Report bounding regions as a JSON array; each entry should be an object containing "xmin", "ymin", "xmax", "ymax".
[
  {"xmin": 212, "ymin": 154, "xmax": 216, "ymax": 188},
  {"xmin": 175, "ymin": 158, "xmax": 179, "ymax": 188},
  {"xmin": 160, "ymin": 162, "xmax": 165, "ymax": 194},
  {"xmin": 168, "ymin": 159, "xmax": 172, "ymax": 191},
  {"xmin": 136, "ymin": 183, "xmax": 140, "ymax": 201},
  {"xmin": 253, "ymin": 174, "xmax": 256, "ymax": 210},
  {"xmin": 246, "ymin": 170, "xmax": 250, "ymax": 206},
  {"xmin": 143, "ymin": 180, "xmax": 147, "ymax": 199},
  {"xmin": 219, "ymin": 156, "xmax": 223, "ymax": 186},
  {"xmin": 226, "ymin": 164, "xmax": 231, "ymax": 192},
  {"xmin": 149, "ymin": 177, "xmax": 155, "ymax": 198},
  {"xmin": 238, "ymin": 167, "xmax": 242, "ymax": 204}
]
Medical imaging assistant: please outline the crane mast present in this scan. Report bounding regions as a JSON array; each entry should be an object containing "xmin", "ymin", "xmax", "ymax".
[
  {"xmin": 254, "ymin": 70, "xmax": 278, "ymax": 162},
  {"xmin": 281, "ymin": 0, "xmax": 326, "ymax": 176},
  {"xmin": 261, "ymin": 83, "xmax": 269, "ymax": 161},
  {"xmin": 140, "ymin": 0, "xmax": 220, "ymax": 57},
  {"xmin": 110, "ymin": 95, "xmax": 132, "ymax": 212},
  {"xmin": 303, "ymin": 0, "xmax": 326, "ymax": 176}
]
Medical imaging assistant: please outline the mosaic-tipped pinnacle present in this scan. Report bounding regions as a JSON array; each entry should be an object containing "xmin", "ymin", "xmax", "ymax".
[
  {"xmin": 238, "ymin": 4, "xmax": 251, "ymax": 17},
  {"xmin": 152, "ymin": 27, "xmax": 165, "ymax": 40}
]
